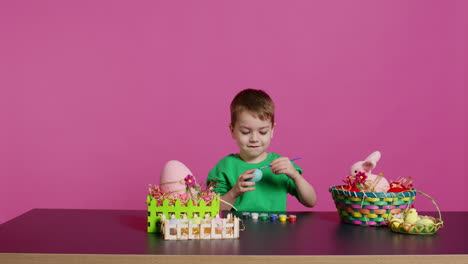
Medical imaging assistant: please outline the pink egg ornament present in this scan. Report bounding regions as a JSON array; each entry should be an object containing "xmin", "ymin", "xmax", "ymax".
[{"xmin": 160, "ymin": 160, "xmax": 193, "ymax": 196}]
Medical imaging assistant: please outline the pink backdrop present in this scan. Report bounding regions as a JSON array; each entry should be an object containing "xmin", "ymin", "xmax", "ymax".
[{"xmin": 1, "ymin": 1, "xmax": 467, "ymax": 224}]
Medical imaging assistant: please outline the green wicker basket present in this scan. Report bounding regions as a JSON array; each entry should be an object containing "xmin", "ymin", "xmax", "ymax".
[{"xmin": 329, "ymin": 185, "xmax": 417, "ymax": 226}]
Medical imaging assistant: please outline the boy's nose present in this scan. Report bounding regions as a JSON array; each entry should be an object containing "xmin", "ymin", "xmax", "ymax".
[{"xmin": 250, "ymin": 133, "xmax": 259, "ymax": 142}]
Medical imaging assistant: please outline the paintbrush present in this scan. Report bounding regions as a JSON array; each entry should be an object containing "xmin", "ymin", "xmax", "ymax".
[{"xmin": 258, "ymin": 157, "xmax": 302, "ymax": 169}]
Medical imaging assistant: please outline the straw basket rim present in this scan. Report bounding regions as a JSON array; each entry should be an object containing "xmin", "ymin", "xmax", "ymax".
[{"xmin": 329, "ymin": 185, "xmax": 417, "ymax": 198}]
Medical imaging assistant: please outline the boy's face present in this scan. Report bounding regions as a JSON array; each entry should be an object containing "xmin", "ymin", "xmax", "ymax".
[{"xmin": 230, "ymin": 110, "xmax": 274, "ymax": 163}]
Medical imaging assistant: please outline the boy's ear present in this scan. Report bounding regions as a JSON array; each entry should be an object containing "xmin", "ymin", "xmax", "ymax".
[
  {"xmin": 271, "ymin": 122, "xmax": 276, "ymax": 138},
  {"xmin": 229, "ymin": 124, "xmax": 235, "ymax": 138}
]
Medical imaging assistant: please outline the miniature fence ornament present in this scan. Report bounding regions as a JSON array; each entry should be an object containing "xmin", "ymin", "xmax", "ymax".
[
  {"xmin": 147, "ymin": 195, "xmax": 220, "ymax": 232},
  {"xmin": 147, "ymin": 160, "xmax": 221, "ymax": 233},
  {"xmin": 160, "ymin": 213, "xmax": 240, "ymax": 240}
]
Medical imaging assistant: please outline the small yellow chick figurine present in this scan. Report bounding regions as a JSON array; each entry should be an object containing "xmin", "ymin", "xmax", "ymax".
[{"xmin": 404, "ymin": 208, "xmax": 419, "ymax": 224}]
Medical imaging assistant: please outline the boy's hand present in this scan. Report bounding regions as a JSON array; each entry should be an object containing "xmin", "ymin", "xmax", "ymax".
[
  {"xmin": 231, "ymin": 169, "xmax": 256, "ymax": 197},
  {"xmin": 270, "ymin": 157, "xmax": 300, "ymax": 180}
]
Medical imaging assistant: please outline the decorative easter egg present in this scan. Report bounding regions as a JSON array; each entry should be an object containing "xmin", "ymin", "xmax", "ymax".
[
  {"xmin": 391, "ymin": 218, "xmax": 404, "ymax": 228},
  {"xmin": 419, "ymin": 218, "xmax": 435, "ymax": 226},
  {"xmin": 402, "ymin": 222, "xmax": 412, "ymax": 232},
  {"xmin": 248, "ymin": 169, "xmax": 263, "ymax": 182},
  {"xmin": 392, "ymin": 213, "xmax": 404, "ymax": 219},
  {"xmin": 193, "ymin": 216, "xmax": 201, "ymax": 225},
  {"xmin": 160, "ymin": 160, "xmax": 193, "ymax": 195},
  {"xmin": 415, "ymin": 220, "xmax": 426, "ymax": 226}
]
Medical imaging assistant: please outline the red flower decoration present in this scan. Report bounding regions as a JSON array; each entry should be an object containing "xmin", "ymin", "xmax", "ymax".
[
  {"xmin": 355, "ymin": 171, "xmax": 367, "ymax": 183},
  {"xmin": 184, "ymin": 174, "xmax": 196, "ymax": 187},
  {"xmin": 344, "ymin": 176, "xmax": 356, "ymax": 187},
  {"xmin": 388, "ymin": 177, "xmax": 413, "ymax": 192}
]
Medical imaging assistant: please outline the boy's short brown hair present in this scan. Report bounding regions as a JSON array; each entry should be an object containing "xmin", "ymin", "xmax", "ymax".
[{"xmin": 230, "ymin": 88, "xmax": 275, "ymax": 126}]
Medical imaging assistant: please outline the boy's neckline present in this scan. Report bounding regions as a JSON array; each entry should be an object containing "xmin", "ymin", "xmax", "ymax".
[{"xmin": 235, "ymin": 152, "xmax": 270, "ymax": 165}]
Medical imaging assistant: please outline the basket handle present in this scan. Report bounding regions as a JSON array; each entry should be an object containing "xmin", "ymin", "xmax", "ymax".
[
  {"xmin": 220, "ymin": 199, "xmax": 238, "ymax": 211},
  {"xmin": 412, "ymin": 190, "xmax": 442, "ymax": 221}
]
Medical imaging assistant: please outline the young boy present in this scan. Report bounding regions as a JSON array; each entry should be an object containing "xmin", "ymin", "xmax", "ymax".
[{"xmin": 207, "ymin": 89, "xmax": 316, "ymax": 211}]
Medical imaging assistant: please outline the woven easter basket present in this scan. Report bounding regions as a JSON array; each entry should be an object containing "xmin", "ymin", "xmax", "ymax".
[
  {"xmin": 329, "ymin": 185, "xmax": 417, "ymax": 226},
  {"xmin": 389, "ymin": 190, "xmax": 443, "ymax": 235}
]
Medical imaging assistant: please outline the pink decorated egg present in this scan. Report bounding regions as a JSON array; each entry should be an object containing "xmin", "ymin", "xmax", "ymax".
[{"xmin": 160, "ymin": 160, "xmax": 193, "ymax": 195}]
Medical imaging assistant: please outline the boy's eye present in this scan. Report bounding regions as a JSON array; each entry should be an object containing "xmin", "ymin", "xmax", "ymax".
[
  {"xmin": 241, "ymin": 131, "xmax": 250, "ymax": 135},
  {"xmin": 259, "ymin": 131, "xmax": 268, "ymax": 135}
]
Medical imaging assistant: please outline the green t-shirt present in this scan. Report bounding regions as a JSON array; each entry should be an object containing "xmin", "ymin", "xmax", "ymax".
[{"xmin": 206, "ymin": 152, "xmax": 302, "ymax": 212}]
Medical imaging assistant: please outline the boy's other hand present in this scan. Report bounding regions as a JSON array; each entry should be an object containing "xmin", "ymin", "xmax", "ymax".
[
  {"xmin": 232, "ymin": 169, "xmax": 256, "ymax": 197},
  {"xmin": 270, "ymin": 157, "xmax": 300, "ymax": 180}
]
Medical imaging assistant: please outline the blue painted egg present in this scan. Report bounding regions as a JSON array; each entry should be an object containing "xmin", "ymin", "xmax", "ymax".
[{"xmin": 249, "ymin": 169, "xmax": 263, "ymax": 182}]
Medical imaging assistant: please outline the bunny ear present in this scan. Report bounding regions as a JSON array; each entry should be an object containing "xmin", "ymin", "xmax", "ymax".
[
  {"xmin": 365, "ymin": 151, "xmax": 381, "ymax": 163},
  {"xmin": 362, "ymin": 161, "xmax": 375, "ymax": 172}
]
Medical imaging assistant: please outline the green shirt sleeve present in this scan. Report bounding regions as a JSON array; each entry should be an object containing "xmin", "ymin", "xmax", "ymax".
[{"xmin": 207, "ymin": 163, "xmax": 230, "ymax": 196}]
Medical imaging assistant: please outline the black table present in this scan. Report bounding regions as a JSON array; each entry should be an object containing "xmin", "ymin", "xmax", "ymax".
[{"xmin": 0, "ymin": 209, "xmax": 466, "ymax": 263}]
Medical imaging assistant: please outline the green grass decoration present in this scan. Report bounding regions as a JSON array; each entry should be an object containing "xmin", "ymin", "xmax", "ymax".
[{"xmin": 147, "ymin": 195, "xmax": 221, "ymax": 233}]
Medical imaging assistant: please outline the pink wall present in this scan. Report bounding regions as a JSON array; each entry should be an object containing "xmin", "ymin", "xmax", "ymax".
[{"xmin": 1, "ymin": 1, "xmax": 467, "ymax": 224}]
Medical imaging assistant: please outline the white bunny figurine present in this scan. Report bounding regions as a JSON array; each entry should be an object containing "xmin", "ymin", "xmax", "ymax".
[{"xmin": 349, "ymin": 151, "xmax": 389, "ymax": 192}]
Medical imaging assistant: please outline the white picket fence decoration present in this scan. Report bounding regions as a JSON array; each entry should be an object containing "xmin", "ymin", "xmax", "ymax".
[{"xmin": 161, "ymin": 214, "xmax": 240, "ymax": 240}]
